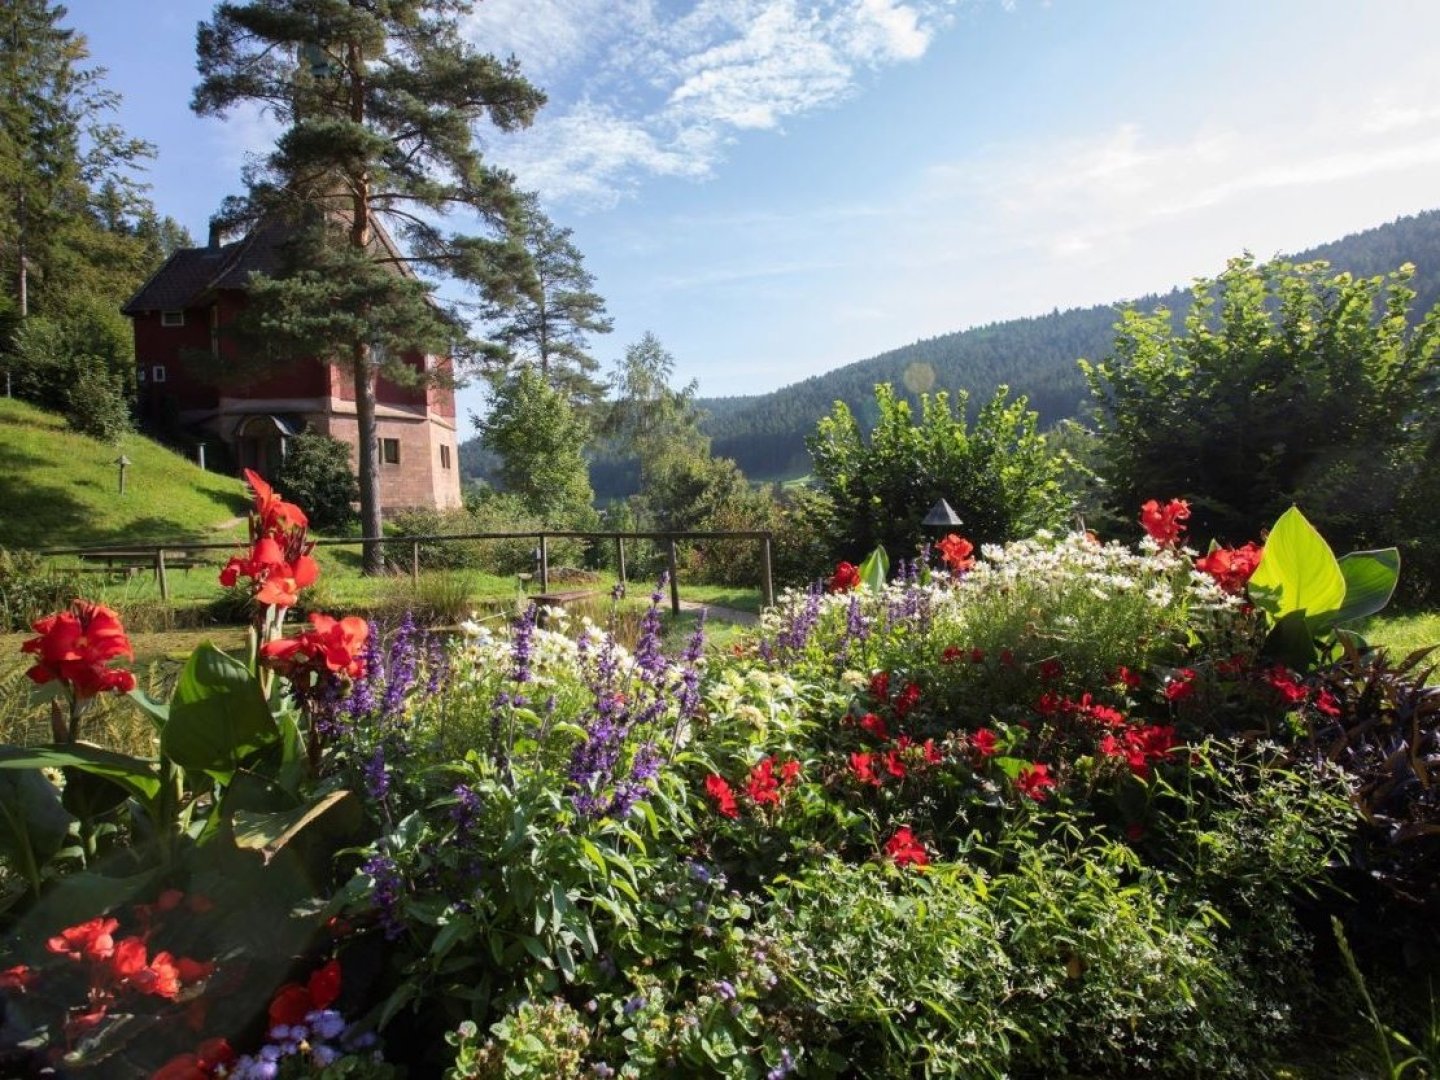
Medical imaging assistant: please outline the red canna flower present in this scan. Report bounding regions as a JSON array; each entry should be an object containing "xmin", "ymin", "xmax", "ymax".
[
  {"xmin": 1195, "ymin": 542, "xmax": 1263, "ymax": 594},
  {"xmin": 704, "ymin": 774, "xmax": 739, "ymax": 818},
  {"xmin": 884, "ymin": 826, "xmax": 929, "ymax": 867},
  {"xmin": 828, "ymin": 561, "xmax": 861, "ymax": 593},
  {"xmin": 21, "ymin": 601, "xmax": 136, "ymax": 700},
  {"xmin": 46, "ymin": 917, "xmax": 119, "ymax": 962},
  {"xmin": 221, "ymin": 472, "xmax": 319, "ymax": 610},
  {"xmin": 260, "ymin": 613, "xmax": 370, "ymax": 681},
  {"xmin": 1139, "ymin": 498, "xmax": 1190, "ymax": 546},
  {"xmin": 244, "ymin": 469, "xmax": 309, "ymax": 538},
  {"xmin": 0, "ymin": 965, "xmax": 31, "ymax": 992},
  {"xmin": 1016, "ymin": 762, "xmax": 1056, "ymax": 802},
  {"xmin": 936, "ymin": 533, "xmax": 975, "ymax": 574}
]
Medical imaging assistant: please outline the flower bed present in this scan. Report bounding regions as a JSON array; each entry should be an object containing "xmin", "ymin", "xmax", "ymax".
[{"xmin": 0, "ymin": 479, "xmax": 1437, "ymax": 1078}]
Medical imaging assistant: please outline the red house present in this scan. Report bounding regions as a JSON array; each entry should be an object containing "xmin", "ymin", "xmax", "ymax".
[{"xmin": 122, "ymin": 223, "xmax": 463, "ymax": 511}]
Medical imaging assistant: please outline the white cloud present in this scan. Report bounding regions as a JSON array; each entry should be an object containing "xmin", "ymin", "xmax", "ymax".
[{"xmin": 467, "ymin": 0, "xmax": 955, "ymax": 207}]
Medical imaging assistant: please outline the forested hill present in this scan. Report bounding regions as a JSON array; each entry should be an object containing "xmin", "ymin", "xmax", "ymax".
[{"xmin": 697, "ymin": 209, "xmax": 1440, "ymax": 481}]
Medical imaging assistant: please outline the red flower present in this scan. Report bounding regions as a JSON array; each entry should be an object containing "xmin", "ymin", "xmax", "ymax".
[
  {"xmin": 779, "ymin": 759, "xmax": 802, "ymax": 785},
  {"xmin": 1100, "ymin": 725, "xmax": 1177, "ymax": 779},
  {"xmin": 971, "ymin": 728, "xmax": 999, "ymax": 758},
  {"xmin": 936, "ymin": 533, "xmax": 975, "ymax": 574},
  {"xmin": 221, "ymin": 473, "xmax": 319, "ymax": 609},
  {"xmin": 132, "ymin": 951, "xmax": 182, "ymax": 1000},
  {"xmin": 970, "ymin": 647, "xmax": 986, "ymax": 663},
  {"xmin": 1037, "ymin": 658, "xmax": 1064, "ymax": 682},
  {"xmin": 828, "ymin": 561, "xmax": 861, "ymax": 593},
  {"xmin": 46, "ymin": 916, "xmax": 119, "ymax": 962},
  {"xmin": 1264, "ymin": 665, "xmax": 1308, "ymax": 706},
  {"xmin": 1314, "ymin": 688, "xmax": 1342, "ymax": 718},
  {"xmin": 922, "ymin": 739, "xmax": 943, "ymax": 764},
  {"xmin": 266, "ymin": 959, "xmax": 342, "ymax": 1030},
  {"xmin": 746, "ymin": 758, "xmax": 783, "ymax": 805},
  {"xmin": 857, "ymin": 712, "xmax": 889, "ymax": 741},
  {"xmin": 704, "ymin": 774, "xmax": 739, "ymax": 818},
  {"xmin": 0, "ymin": 965, "xmax": 30, "ymax": 992},
  {"xmin": 884, "ymin": 827, "xmax": 929, "ymax": 868},
  {"xmin": 260, "ymin": 613, "xmax": 370, "ymax": 681},
  {"xmin": 882, "ymin": 748, "xmax": 907, "ymax": 780},
  {"xmin": 308, "ymin": 958, "xmax": 342, "ymax": 1010},
  {"xmin": 940, "ymin": 645, "xmax": 963, "ymax": 664},
  {"xmin": 244, "ymin": 469, "xmax": 309, "ymax": 537},
  {"xmin": 849, "ymin": 751, "xmax": 882, "ymax": 787},
  {"xmin": 153, "ymin": 1038, "xmax": 235, "ymax": 1080},
  {"xmin": 894, "ymin": 682, "xmax": 921, "ymax": 717},
  {"xmin": 1110, "ymin": 666, "xmax": 1142, "ymax": 690},
  {"xmin": 111, "ymin": 936, "xmax": 150, "ymax": 979},
  {"xmin": 1139, "ymin": 498, "xmax": 1190, "ymax": 546},
  {"xmin": 1016, "ymin": 762, "xmax": 1056, "ymax": 802},
  {"xmin": 1164, "ymin": 668, "xmax": 1198, "ymax": 702},
  {"xmin": 1195, "ymin": 542, "xmax": 1263, "ymax": 594},
  {"xmin": 869, "ymin": 671, "xmax": 890, "ymax": 701},
  {"xmin": 21, "ymin": 601, "xmax": 136, "ymax": 700}
]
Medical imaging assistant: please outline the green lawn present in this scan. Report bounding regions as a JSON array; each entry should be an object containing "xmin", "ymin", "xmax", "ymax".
[{"xmin": 0, "ymin": 398, "xmax": 249, "ymax": 549}]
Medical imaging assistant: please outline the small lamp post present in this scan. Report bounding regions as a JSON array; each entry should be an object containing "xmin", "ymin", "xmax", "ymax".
[
  {"xmin": 196, "ymin": 442, "xmax": 207, "ymax": 471},
  {"xmin": 922, "ymin": 498, "xmax": 963, "ymax": 535},
  {"xmin": 115, "ymin": 454, "xmax": 131, "ymax": 495}
]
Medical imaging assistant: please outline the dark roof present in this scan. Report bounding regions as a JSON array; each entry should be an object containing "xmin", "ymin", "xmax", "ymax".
[
  {"xmin": 122, "ymin": 216, "xmax": 411, "ymax": 316},
  {"xmin": 122, "ymin": 221, "xmax": 288, "ymax": 315}
]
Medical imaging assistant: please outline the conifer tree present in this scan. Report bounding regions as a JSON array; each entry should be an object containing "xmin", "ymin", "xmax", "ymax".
[
  {"xmin": 480, "ymin": 191, "xmax": 612, "ymax": 414},
  {"xmin": 193, "ymin": 0, "xmax": 546, "ymax": 572}
]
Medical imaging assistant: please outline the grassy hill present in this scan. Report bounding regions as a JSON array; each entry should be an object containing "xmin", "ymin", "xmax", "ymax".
[{"xmin": 0, "ymin": 398, "xmax": 249, "ymax": 549}]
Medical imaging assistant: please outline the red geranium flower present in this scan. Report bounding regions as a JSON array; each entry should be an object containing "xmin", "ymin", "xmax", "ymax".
[
  {"xmin": 971, "ymin": 728, "xmax": 999, "ymax": 758},
  {"xmin": 21, "ymin": 601, "xmax": 136, "ymax": 700},
  {"xmin": 883, "ymin": 747, "xmax": 907, "ymax": 780},
  {"xmin": 704, "ymin": 774, "xmax": 739, "ymax": 818},
  {"xmin": 869, "ymin": 671, "xmax": 890, "ymax": 701},
  {"xmin": 849, "ymin": 751, "xmax": 882, "ymax": 787},
  {"xmin": 1164, "ymin": 668, "xmax": 1198, "ymax": 702},
  {"xmin": 828, "ymin": 561, "xmax": 861, "ymax": 593},
  {"xmin": 857, "ymin": 712, "xmax": 889, "ymax": 741},
  {"xmin": 884, "ymin": 826, "xmax": 929, "ymax": 868},
  {"xmin": 1110, "ymin": 666, "xmax": 1142, "ymax": 690},
  {"xmin": 1264, "ymin": 665, "xmax": 1308, "ymax": 706},
  {"xmin": 940, "ymin": 645, "xmax": 963, "ymax": 664},
  {"xmin": 1139, "ymin": 498, "xmax": 1190, "ymax": 546},
  {"xmin": 1195, "ymin": 542, "xmax": 1263, "ymax": 594},
  {"xmin": 936, "ymin": 533, "xmax": 975, "ymax": 574},
  {"xmin": 746, "ymin": 758, "xmax": 782, "ymax": 805},
  {"xmin": 894, "ymin": 682, "xmax": 921, "ymax": 717},
  {"xmin": 1016, "ymin": 762, "xmax": 1056, "ymax": 802}
]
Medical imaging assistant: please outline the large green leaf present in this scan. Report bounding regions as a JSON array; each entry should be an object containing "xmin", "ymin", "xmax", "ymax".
[
  {"xmin": 232, "ymin": 789, "xmax": 361, "ymax": 866},
  {"xmin": 858, "ymin": 545, "xmax": 890, "ymax": 592},
  {"xmin": 162, "ymin": 644, "xmax": 278, "ymax": 781},
  {"xmin": 1326, "ymin": 548, "xmax": 1401, "ymax": 630},
  {"xmin": 1248, "ymin": 507, "xmax": 1346, "ymax": 623},
  {"xmin": 0, "ymin": 744, "xmax": 161, "ymax": 803},
  {"xmin": 0, "ymin": 768, "xmax": 73, "ymax": 885}
]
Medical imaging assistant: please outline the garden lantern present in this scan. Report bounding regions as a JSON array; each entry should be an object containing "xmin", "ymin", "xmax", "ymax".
[
  {"xmin": 114, "ymin": 454, "xmax": 131, "ymax": 495},
  {"xmin": 922, "ymin": 498, "xmax": 962, "ymax": 534}
]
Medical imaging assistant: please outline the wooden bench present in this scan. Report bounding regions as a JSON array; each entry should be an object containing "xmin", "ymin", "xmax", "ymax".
[{"xmin": 533, "ymin": 589, "xmax": 601, "ymax": 608}]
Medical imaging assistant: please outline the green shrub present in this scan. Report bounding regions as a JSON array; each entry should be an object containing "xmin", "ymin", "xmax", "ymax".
[
  {"xmin": 272, "ymin": 430, "xmax": 359, "ymax": 532},
  {"xmin": 0, "ymin": 548, "xmax": 79, "ymax": 631},
  {"xmin": 65, "ymin": 364, "xmax": 132, "ymax": 443}
]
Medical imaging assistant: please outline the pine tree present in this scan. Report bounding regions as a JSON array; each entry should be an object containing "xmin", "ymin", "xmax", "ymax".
[
  {"xmin": 0, "ymin": 0, "xmax": 154, "ymax": 318},
  {"xmin": 193, "ymin": 0, "xmax": 546, "ymax": 573},
  {"xmin": 480, "ymin": 191, "xmax": 612, "ymax": 413}
]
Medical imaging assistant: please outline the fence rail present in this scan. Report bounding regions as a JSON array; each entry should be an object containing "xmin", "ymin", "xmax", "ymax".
[{"xmin": 41, "ymin": 530, "xmax": 775, "ymax": 613}]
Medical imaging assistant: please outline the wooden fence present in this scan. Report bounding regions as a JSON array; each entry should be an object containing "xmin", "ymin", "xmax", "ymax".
[{"xmin": 41, "ymin": 530, "xmax": 775, "ymax": 614}]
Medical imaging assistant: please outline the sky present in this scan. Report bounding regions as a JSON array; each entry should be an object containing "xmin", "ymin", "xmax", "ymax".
[{"xmin": 64, "ymin": 0, "xmax": 1440, "ymax": 425}]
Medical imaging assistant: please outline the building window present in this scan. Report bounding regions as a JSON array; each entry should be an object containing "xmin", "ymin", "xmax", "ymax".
[
  {"xmin": 161, "ymin": 310, "xmax": 185, "ymax": 327},
  {"xmin": 379, "ymin": 437, "xmax": 400, "ymax": 465},
  {"xmin": 440, "ymin": 444, "xmax": 451, "ymax": 470},
  {"xmin": 152, "ymin": 365, "xmax": 167, "ymax": 383}
]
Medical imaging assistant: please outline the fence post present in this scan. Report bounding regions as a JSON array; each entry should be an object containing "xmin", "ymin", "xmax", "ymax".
[
  {"xmin": 539, "ymin": 535, "xmax": 549, "ymax": 593},
  {"xmin": 411, "ymin": 540, "xmax": 420, "ymax": 585},
  {"xmin": 762, "ymin": 533, "xmax": 774, "ymax": 609},
  {"xmin": 666, "ymin": 538, "xmax": 680, "ymax": 616},
  {"xmin": 155, "ymin": 549, "xmax": 169, "ymax": 601},
  {"xmin": 616, "ymin": 536, "xmax": 627, "ymax": 588}
]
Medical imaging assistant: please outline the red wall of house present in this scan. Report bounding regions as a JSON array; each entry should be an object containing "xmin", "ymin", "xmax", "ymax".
[{"xmin": 133, "ymin": 309, "xmax": 218, "ymax": 414}]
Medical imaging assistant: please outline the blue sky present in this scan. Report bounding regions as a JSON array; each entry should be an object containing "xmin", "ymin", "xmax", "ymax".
[{"xmin": 66, "ymin": 0, "xmax": 1440, "ymax": 425}]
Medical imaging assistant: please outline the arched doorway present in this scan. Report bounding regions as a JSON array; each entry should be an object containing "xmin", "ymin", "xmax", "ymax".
[{"xmin": 233, "ymin": 414, "xmax": 303, "ymax": 477}]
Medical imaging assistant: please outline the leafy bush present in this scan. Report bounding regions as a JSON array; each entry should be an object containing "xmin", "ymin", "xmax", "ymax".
[
  {"xmin": 64, "ymin": 364, "xmax": 132, "ymax": 443},
  {"xmin": 809, "ymin": 383, "xmax": 1069, "ymax": 563},
  {"xmin": 0, "ymin": 548, "xmax": 79, "ymax": 631},
  {"xmin": 272, "ymin": 430, "xmax": 360, "ymax": 532}
]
